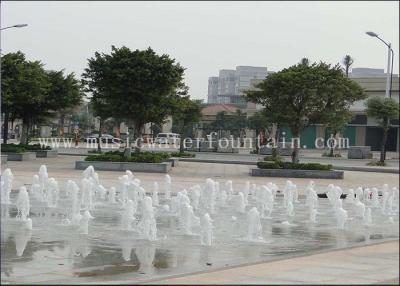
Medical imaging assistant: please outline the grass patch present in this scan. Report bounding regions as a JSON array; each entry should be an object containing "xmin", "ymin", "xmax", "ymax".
[
  {"xmin": 85, "ymin": 151, "xmax": 171, "ymax": 163},
  {"xmin": 170, "ymin": 151, "xmax": 195, "ymax": 158},
  {"xmin": 1, "ymin": 143, "xmax": 51, "ymax": 153},
  {"xmin": 366, "ymin": 160, "xmax": 386, "ymax": 167},
  {"xmin": 257, "ymin": 161, "xmax": 333, "ymax": 171}
]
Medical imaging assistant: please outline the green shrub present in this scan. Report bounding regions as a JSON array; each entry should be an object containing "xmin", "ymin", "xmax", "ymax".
[
  {"xmin": 2, "ymin": 143, "xmax": 51, "ymax": 152},
  {"xmin": 23, "ymin": 144, "xmax": 52, "ymax": 151},
  {"xmin": 170, "ymin": 151, "xmax": 195, "ymax": 158},
  {"xmin": 85, "ymin": 151, "xmax": 171, "ymax": 163},
  {"xmin": 88, "ymin": 150, "xmax": 103, "ymax": 154},
  {"xmin": 257, "ymin": 160, "xmax": 332, "ymax": 171},
  {"xmin": 366, "ymin": 160, "xmax": 386, "ymax": 167},
  {"xmin": 1, "ymin": 144, "xmax": 26, "ymax": 153},
  {"xmin": 257, "ymin": 161, "xmax": 282, "ymax": 169},
  {"xmin": 263, "ymin": 155, "xmax": 283, "ymax": 162}
]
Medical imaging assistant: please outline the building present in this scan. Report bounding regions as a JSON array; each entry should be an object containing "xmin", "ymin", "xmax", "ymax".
[
  {"xmin": 349, "ymin": 67, "xmax": 398, "ymax": 78},
  {"xmin": 245, "ymin": 75, "xmax": 400, "ymax": 151},
  {"xmin": 207, "ymin": 66, "xmax": 270, "ymax": 106}
]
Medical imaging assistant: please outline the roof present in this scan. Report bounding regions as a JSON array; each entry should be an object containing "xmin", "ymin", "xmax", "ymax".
[{"xmin": 201, "ymin": 104, "xmax": 241, "ymax": 116}]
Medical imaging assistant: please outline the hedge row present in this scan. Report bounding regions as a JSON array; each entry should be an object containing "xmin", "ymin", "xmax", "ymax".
[
  {"xmin": 257, "ymin": 161, "xmax": 333, "ymax": 171},
  {"xmin": 85, "ymin": 151, "xmax": 171, "ymax": 163}
]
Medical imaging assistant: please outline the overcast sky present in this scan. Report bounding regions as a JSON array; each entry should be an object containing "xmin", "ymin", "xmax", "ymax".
[{"xmin": 1, "ymin": 1, "xmax": 399, "ymax": 100}]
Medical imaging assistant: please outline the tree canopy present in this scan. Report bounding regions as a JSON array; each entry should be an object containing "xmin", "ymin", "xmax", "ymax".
[
  {"xmin": 82, "ymin": 46, "xmax": 186, "ymax": 142},
  {"xmin": 245, "ymin": 61, "xmax": 366, "ymax": 162},
  {"xmin": 1, "ymin": 51, "xmax": 82, "ymax": 144},
  {"xmin": 365, "ymin": 96, "xmax": 399, "ymax": 163}
]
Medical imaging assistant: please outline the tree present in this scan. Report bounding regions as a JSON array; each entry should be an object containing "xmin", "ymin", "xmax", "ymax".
[
  {"xmin": 247, "ymin": 111, "xmax": 270, "ymax": 153},
  {"xmin": 325, "ymin": 110, "xmax": 353, "ymax": 157},
  {"xmin": 82, "ymin": 46, "xmax": 185, "ymax": 151},
  {"xmin": 365, "ymin": 97, "xmax": 399, "ymax": 163},
  {"xmin": 46, "ymin": 70, "xmax": 82, "ymax": 137},
  {"xmin": 172, "ymin": 97, "xmax": 202, "ymax": 153},
  {"xmin": 245, "ymin": 62, "xmax": 365, "ymax": 163},
  {"xmin": 342, "ymin": 55, "xmax": 354, "ymax": 77},
  {"xmin": 1, "ymin": 52, "xmax": 82, "ymax": 144},
  {"xmin": 300, "ymin": 58, "xmax": 310, "ymax": 66},
  {"xmin": 1, "ymin": 52, "xmax": 49, "ymax": 144}
]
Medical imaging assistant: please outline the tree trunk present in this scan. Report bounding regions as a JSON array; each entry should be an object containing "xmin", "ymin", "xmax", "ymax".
[
  {"xmin": 255, "ymin": 129, "xmax": 259, "ymax": 154},
  {"xmin": 19, "ymin": 118, "xmax": 30, "ymax": 145},
  {"xmin": 134, "ymin": 123, "xmax": 143, "ymax": 153},
  {"xmin": 329, "ymin": 131, "xmax": 337, "ymax": 157},
  {"xmin": 380, "ymin": 118, "xmax": 389, "ymax": 163},
  {"xmin": 2, "ymin": 110, "xmax": 9, "ymax": 144},
  {"xmin": 59, "ymin": 113, "xmax": 65, "ymax": 137},
  {"xmin": 291, "ymin": 129, "xmax": 300, "ymax": 164},
  {"xmin": 179, "ymin": 132, "xmax": 185, "ymax": 153},
  {"xmin": 97, "ymin": 119, "xmax": 102, "ymax": 152}
]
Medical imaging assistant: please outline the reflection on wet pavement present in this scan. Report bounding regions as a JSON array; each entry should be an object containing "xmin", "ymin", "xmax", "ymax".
[{"xmin": 1, "ymin": 192, "xmax": 399, "ymax": 284}]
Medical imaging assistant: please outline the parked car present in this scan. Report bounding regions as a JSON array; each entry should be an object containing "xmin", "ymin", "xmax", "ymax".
[{"xmin": 154, "ymin": 133, "xmax": 180, "ymax": 144}]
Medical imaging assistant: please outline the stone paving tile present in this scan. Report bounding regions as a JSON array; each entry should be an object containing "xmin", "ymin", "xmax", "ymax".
[{"xmin": 147, "ymin": 242, "xmax": 399, "ymax": 285}]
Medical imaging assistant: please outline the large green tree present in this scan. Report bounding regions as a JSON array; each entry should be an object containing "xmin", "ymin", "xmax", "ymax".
[
  {"xmin": 1, "ymin": 52, "xmax": 82, "ymax": 144},
  {"xmin": 82, "ymin": 46, "xmax": 185, "ymax": 151},
  {"xmin": 172, "ymin": 96, "xmax": 202, "ymax": 153},
  {"xmin": 1, "ymin": 52, "xmax": 49, "ymax": 144},
  {"xmin": 365, "ymin": 96, "xmax": 399, "ymax": 163},
  {"xmin": 247, "ymin": 111, "xmax": 270, "ymax": 153},
  {"xmin": 46, "ymin": 70, "xmax": 82, "ymax": 137},
  {"xmin": 245, "ymin": 61, "xmax": 365, "ymax": 163}
]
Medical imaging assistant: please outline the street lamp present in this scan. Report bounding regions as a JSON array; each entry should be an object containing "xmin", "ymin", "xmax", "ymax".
[
  {"xmin": 366, "ymin": 31, "xmax": 394, "ymax": 98},
  {"xmin": 0, "ymin": 24, "xmax": 28, "ymax": 30}
]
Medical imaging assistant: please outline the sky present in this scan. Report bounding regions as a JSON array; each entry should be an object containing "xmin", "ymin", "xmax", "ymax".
[{"xmin": 1, "ymin": 1, "xmax": 399, "ymax": 100}]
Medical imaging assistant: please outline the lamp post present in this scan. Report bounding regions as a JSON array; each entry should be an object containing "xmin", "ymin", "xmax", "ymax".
[
  {"xmin": 0, "ymin": 19, "xmax": 29, "ymax": 143},
  {"xmin": 366, "ymin": 31, "xmax": 394, "ymax": 98}
]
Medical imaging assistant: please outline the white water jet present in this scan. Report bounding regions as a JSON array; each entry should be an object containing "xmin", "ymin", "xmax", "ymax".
[
  {"xmin": 225, "ymin": 180, "xmax": 234, "ymax": 202},
  {"xmin": 286, "ymin": 200, "xmax": 294, "ymax": 217},
  {"xmin": 309, "ymin": 208, "xmax": 318, "ymax": 223},
  {"xmin": 46, "ymin": 178, "xmax": 59, "ymax": 208},
  {"xmin": 354, "ymin": 199, "xmax": 366, "ymax": 218},
  {"xmin": 203, "ymin": 178, "xmax": 216, "ymax": 213},
  {"xmin": 237, "ymin": 192, "xmax": 246, "ymax": 214},
  {"xmin": 370, "ymin": 187, "xmax": 380, "ymax": 208},
  {"xmin": 82, "ymin": 165, "xmax": 95, "ymax": 180},
  {"xmin": 347, "ymin": 189, "xmax": 355, "ymax": 204},
  {"xmin": 242, "ymin": 181, "xmax": 250, "ymax": 205},
  {"xmin": 189, "ymin": 185, "xmax": 201, "ymax": 210},
  {"xmin": 152, "ymin": 182, "xmax": 159, "ymax": 207},
  {"xmin": 336, "ymin": 207, "xmax": 348, "ymax": 229},
  {"xmin": 38, "ymin": 165, "xmax": 49, "ymax": 197},
  {"xmin": 108, "ymin": 187, "xmax": 117, "ymax": 203},
  {"xmin": 283, "ymin": 181, "xmax": 294, "ymax": 207},
  {"xmin": 1, "ymin": 168, "xmax": 13, "ymax": 204},
  {"xmin": 121, "ymin": 200, "xmax": 136, "ymax": 230},
  {"xmin": 200, "ymin": 213, "xmax": 213, "ymax": 246},
  {"xmin": 180, "ymin": 202, "xmax": 199, "ymax": 235},
  {"xmin": 259, "ymin": 186, "xmax": 274, "ymax": 218},
  {"xmin": 355, "ymin": 187, "xmax": 364, "ymax": 201},
  {"xmin": 246, "ymin": 207, "xmax": 263, "ymax": 241},
  {"xmin": 66, "ymin": 180, "xmax": 81, "ymax": 226},
  {"xmin": 363, "ymin": 208, "xmax": 372, "ymax": 226},
  {"xmin": 81, "ymin": 178, "xmax": 94, "ymax": 211},
  {"xmin": 306, "ymin": 188, "xmax": 319, "ymax": 210},
  {"xmin": 79, "ymin": 210, "xmax": 94, "ymax": 235},
  {"xmin": 16, "ymin": 186, "xmax": 31, "ymax": 221},
  {"xmin": 137, "ymin": 196, "xmax": 157, "ymax": 240},
  {"xmin": 164, "ymin": 175, "xmax": 171, "ymax": 200}
]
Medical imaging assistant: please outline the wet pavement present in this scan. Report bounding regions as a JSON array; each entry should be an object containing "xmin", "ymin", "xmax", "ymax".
[{"xmin": 1, "ymin": 191, "xmax": 399, "ymax": 284}]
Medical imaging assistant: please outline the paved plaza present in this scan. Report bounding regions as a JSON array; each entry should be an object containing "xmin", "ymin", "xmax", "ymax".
[{"xmin": 1, "ymin": 155, "xmax": 399, "ymax": 284}]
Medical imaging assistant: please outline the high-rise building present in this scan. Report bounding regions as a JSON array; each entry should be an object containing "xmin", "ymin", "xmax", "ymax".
[{"xmin": 207, "ymin": 66, "xmax": 269, "ymax": 106}]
